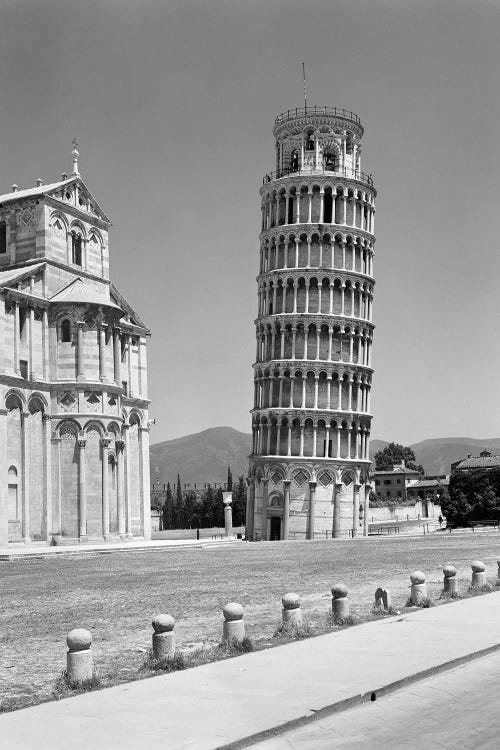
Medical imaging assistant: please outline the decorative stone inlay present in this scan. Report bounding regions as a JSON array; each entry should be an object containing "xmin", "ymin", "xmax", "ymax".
[
  {"xmin": 60, "ymin": 392, "xmax": 76, "ymax": 410},
  {"xmin": 271, "ymin": 470, "xmax": 284, "ymax": 484},
  {"xmin": 86, "ymin": 392, "xmax": 100, "ymax": 410},
  {"xmin": 20, "ymin": 207, "xmax": 34, "ymax": 226},
  {"xmin": 318, "ymin": 470, "xmax": 333, "ymax": 487},
  {"xmin": 293, "ymin": 469, "xmax": 308, "ymax": 486}
]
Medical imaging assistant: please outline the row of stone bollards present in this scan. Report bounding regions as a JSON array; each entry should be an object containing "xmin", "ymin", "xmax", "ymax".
[{"xmin": 64, "ymin": 560, "xmax": 500, "ymax": 685}]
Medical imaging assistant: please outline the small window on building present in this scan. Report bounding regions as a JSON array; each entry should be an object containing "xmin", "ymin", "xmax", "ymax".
[
  {"xmin": 61, "ymin": 319, "xmax": 71, "ymax": 342},
  {"xmin": 71, "ymin": 232, "xmax": 82, "ymax": 266},
  {"xmin": 375, "ymin": 479, "xmax": 380, "ymax": 486},
  {"xmin": 19, "ymin": 360, "xmax": 28, "ymax": 379},
  {"xmin": 0, "ymin": 220, "xmax": 7, "ymax": 254},
  {"xmin": 122, "ymin": 380, "xmax": 128, "ymax": 396},
  {"xmin": 396, "ymin": 479, "xmax": 401, "ymax": 484},
  {"xmin": 383, "ymin": 479, "xmax": 391, "ymax": 485}
]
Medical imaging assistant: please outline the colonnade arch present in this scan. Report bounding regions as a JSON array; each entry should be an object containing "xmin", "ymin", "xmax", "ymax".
[{"xmin": 260, "ymin": 232, "xmax": 374, "ymax": 275}]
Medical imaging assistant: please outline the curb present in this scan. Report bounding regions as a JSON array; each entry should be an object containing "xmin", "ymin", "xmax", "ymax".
[{"xmin": 221, "ymin": 641, "xmax": 500, "ymax": 749}]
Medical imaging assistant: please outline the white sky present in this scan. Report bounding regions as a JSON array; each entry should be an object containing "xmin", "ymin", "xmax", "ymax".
[{"xmin": 2, "ymin": 0, "xmax": 500, "ymax": 444}]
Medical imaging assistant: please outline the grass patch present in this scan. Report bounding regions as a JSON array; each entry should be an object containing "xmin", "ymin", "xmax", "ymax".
[
  {"xmin": 371, "ymin": 604, "xmax": 399, "ymax": 616},
  {"xmin": 52, "ymin": 669, "xmax": 101, "ymax": 699},
  {"xmin": 141, "ymin": 649, "xmax": 186, "ymax": 673},
  {"xmin": 439, "ymin": 589, "xmax": 460, "ymax": 600},
  {"xmin": 405, "ymin": 596, "xmax": 434, "ymax": 608},
  {"xmin": 219, "ymin": 636, "xmax": 254, "ymax": 655},
  {"xmin": 326, "ymin": 612, "xmax": 359, "ymax": 627},
  {"xmin": 469, "ymin": 582, "xmax": 495, "ymax": 594},
  {"xmin": 273, "ymin": 620, "xmax": 312, "ymax": 640}
]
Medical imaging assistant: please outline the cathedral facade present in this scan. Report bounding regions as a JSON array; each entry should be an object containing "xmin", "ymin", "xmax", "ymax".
[
  {"xmin": 0, "ymin": 146, "xmax": 151, "ymax": 546},
  {"xmin": 248, "ymin": 106, "xmax": 376, "ymax": 540}
]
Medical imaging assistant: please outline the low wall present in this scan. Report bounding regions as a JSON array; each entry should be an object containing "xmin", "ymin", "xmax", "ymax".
[
  {"xmin": 369, "ymin": 501, "xmax": 442, "ymax": 523},
  {"xmin": 151, "ymin": 525, "xmax": 246, "ymax": 540}
]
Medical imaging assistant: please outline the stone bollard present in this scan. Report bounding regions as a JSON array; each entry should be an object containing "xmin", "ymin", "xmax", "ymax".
[
  {"xmin": 374, "ymin": 587, "xmax": 392, "ymax": 611},
  {"xmin": 282, "ymin": 593, "xmax": 302, "ymax": 628},
  {"xmin": 409, "ymin": 571, "xmax": 427, "ymax": 605},
  {"xmin": 471, "ymin": 561, "xmax": 486, "ymax": 588},
  {"xmin": 331, "ymin": 584, "xmax": 349, "ymax": 621},
  {"xmin": 152, "ymin": 614, "xmax": 175, "ymax": 660},
  {"xmin": 222, "ymin": 602, "xmax": 245, "ymax": 644},
  {"xmin": 443, "ymin": 565, "xmax": 458, "ymax": 596},
  {"xmin": 66, "ymin": 628, "xmax": 93, "ymax": 684}
]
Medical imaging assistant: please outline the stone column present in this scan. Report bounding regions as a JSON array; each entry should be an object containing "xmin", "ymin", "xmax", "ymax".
[
  {"xmin": 124, "ymin": 425, "xmax": 133, "ymax": 539},
  {"xmin": 116, "ymin": 438, "xmax": 125, "ymax": 538},
  {"xmin": 291, "ymin": 327, "xmax": 296, "ymax": 359},
  {"xmin": 307, "ymin": 191, "xmax": 312, "ymax": 223},
  {"xmin": 223, "ymin": 494, "xmax": 233, "ymax": 537},
  {"xmin": 314, "ymin": 375, "xmax": 319, "ymax": 408},
  {"xmin": 21, "ymin": 410, "xmax": 30, "ymax": 542},
  {"xmin": 0, "ymin": 408, "xmax": 8, "ymax": 546},
  {"xmin": 246, "ymin": 477, "xmax": 255, "ymax": 540},
  {"xmin": 319, "ymin": 189, "xmax": 325, "ymax": 223},
  {"xmin": 76, "ymin": 322, "xmax": 85, "ymax": 382},
  {"xmin": 113, "ymin": 328, "xmax": 121, "ymax": 384},
  {"xmin": 282, "ymin": 480, "xmax": 291, "ymax": 541},
  {"xmin": 42, "ymin": 414, "xmax": 52, "ymax": 541},
  {"xmin": 101, "ymin": 437, "xmax": 111, "ymax": 540},
  {"xmin": 333, "ymin": 483, "xmax": 342, "ymax": 538},
  {"xmin": 299, "ymin": 424, "xmax": 304, "ymax": 456},
  {"xmin": 327, "ymin": 375, "xmax": 332, "ymax": 409},
  {"xmin": 261, "ymin": 478, "xmax": 269, "ymax": 540},
  {"xmin": 352, "ymin": 484, "xmax": 360, "ymax": 538},
  {"xmin": 13, "ymin": 301, "xmax": 19, "ymax": 374},
  {"xmin": 28, "ymin": 307, "xmax": 34, "ymax": 379},
  {"xmin": 309, "ymin": 481, "xmax": 317, "ymax": 540},
  {"xmin": 99, "ymin": 324, "xmax": 107, "ymax": 382},
  {"xmin": 42, "ymin": 309, "xmax": 49, "ymax": 380},
  {"xmin": 363, "ymin": 484, "xmax": 370, "ymax": 537},
  {"xmin": 77, "ymin": 435, "xmax": 87, "ymax": 541}
]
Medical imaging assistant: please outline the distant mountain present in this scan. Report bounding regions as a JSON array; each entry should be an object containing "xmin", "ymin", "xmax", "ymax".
[
  {"xmin": 149, "ymin": 428, "xmax": 500, "ymax": 487},
  {"xmin": 149, "ymin": 426, "xmax": 252, "ymax": 488}
]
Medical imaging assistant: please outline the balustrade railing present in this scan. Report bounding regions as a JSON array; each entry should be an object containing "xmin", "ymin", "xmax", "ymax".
[
  {"xmin": 274, "ymin": 106, "xmax": 361, "ymax": 126},
  {"xmin": 262, "ymin": 166, "xmax": 374, "ymax": 186}
]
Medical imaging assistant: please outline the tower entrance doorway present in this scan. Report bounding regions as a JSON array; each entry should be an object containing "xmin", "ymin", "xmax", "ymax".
[{"xmin": 270, "ymin": 516, "xmax": 281, "ymax": 541}]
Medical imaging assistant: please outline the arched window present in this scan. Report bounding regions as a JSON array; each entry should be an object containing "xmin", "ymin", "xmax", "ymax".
[
  {"xmin": 306, "ymin": 130, "xmax": 315, "ymax": 151},
  {"xmin": 0, "ymin": 220, "xmax": 6, "ymax": 254},
  {"xmin": 290, "ymin": 150, "xmax": 299, "ymax": 172},
  {"xmin": 8, "ymin": 465, "xmax": 19, "ymax": 521},
  {"xmin": 71, "ymin": 232, "xmax": 82, "ymax": 266},
  {"xmin": 61, "ymin": 319, "xmax": 71, "ymax": 342}
]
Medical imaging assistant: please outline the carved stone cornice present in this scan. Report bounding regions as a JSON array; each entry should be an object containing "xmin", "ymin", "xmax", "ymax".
[
  {"xmin": 273, "ymin": 114, "xmax": 364, "ymax": 142},
  {"xmin": 259, "ymin": 224, "xmax": 375, "ymax": 245},
  {"xmin": 255, "ymin": 312, "xmax": 375, "ymax": 332},
  {"xmin": 257, "ymin": 268, "xmax": 375, "ymax": 287},
  {"xmin": 251, "ymin": 407, "xmax": 373, "ymax": 425},
  {"xmin": 253, "ymin": 361, "xmax": 373, "ymax": 378}
]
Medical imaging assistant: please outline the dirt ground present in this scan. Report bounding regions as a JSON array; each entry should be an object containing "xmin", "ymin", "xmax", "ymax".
[{"xmin": 1, "ymin": 533, "xmax": 499, "ymax": 712}]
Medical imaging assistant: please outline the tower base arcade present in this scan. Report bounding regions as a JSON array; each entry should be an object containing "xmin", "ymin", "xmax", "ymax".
[{"xmin": 248, "ymin": 457, "xmax": 370, "ymax": 541}]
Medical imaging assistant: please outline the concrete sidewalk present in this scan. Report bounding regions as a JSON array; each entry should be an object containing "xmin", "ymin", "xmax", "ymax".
[
  {"xmin": 0, "ymin": 536, "xmax": 240, "ymax": 560},
  {"xmin": 2, "ymin": 593, "xmax": 500, "ymax": 750}
]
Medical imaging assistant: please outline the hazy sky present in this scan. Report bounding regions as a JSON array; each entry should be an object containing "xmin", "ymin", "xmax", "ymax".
[{"xmin": 2, "ymin": 0, "xmax": 500, "ymax": 445}]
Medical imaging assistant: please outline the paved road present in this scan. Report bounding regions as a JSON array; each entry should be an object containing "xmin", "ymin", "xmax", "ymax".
[{"xmin": 250, "ymin": 650, "xmax": 500, "ymax": 749}]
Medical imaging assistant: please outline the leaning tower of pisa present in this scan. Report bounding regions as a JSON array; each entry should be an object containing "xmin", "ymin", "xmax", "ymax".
[{"xmin": 247, "ymin": 105, "xmax": 376, "ymax": 541}]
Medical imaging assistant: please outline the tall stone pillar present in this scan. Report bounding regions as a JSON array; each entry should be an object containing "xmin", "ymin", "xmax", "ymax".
[
  {"xmin": 0, "ymin": 408, "xmax": 8, "ymax": 546},
  {"xmin": 99, "ymin": 324, "xmax": 107, "ymax": 382},
  {"xmin": 77, "ymin": 435, "xmax": 87, "ymax": 541},
  {"xmin": 76, "ymin": 322, "xmax": 85, "ymax": 382},
  {"xmin": 42, "ymin": 414, "xmax": 52, "ymax": 541},
  {"xmin": 113, "ymin": 328, "xmax": 121, "ymax": 385},
  {"xmin": 116, "ymin": 439, "xmax": 125, "ymax": 538},
  {"xmin": 246, "ymin": 477, "xmax": 255, "ymax": 540},
  {"xmin": 333, "ymin": 482, "xmax": 342, "ymax": 538},
  {"xmin": 123, "ymin": 426, "xmax": 132, "ymax": 539},
  {"xmin": 282, "ymin": 480, "xmax": 291, "ymax": 541},
  {"xmin": 308, "ymin": 481, "xmax": 317, "ymax": 540},
  {"xmin": 101, "ymin": 437, "xmax": 111, "ymax": 540},
  {"xmin": 363, "ymin": 485, "xmax": 370, "ymax": 537},
  {"xmin": 352, "ymin": 484, "xmax": 360, "ymax": 538},
  {"xmin": 261, "ymin": 477, "xmax": 269, "ymax": 540},
  {"xmin": 139, "ymin": 425, "xmax": 151, "ymax": 540},
  {"xmin": 21, "ymin": 410, "xmax": 30, "ymax": 543}
]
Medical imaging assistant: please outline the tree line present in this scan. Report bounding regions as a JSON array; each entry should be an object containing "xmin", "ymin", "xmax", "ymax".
[{"xmin": 151, "ymin": 467, "xmax": 247, "ymax": 530}]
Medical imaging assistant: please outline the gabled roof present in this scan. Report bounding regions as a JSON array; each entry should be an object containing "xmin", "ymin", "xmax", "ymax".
[
  {"xmin": 0, "ymin": 176, "xmax": 111, "ymax": 224},
  {"xmin": 110, "ymin": 282, "xmax": 149, "ymax": 332},
  {"xmin": 0, "ymin": 179, "xmax": 74, "ymax": 204},
  {"xmin": 0, "ymin": 263, "xmax": 46, "ymax": 289},
  {"xmin": 372, "ymin": 466, "xmax": 420, "ymax": 476},
  {"xmin": 454, "ymin": 455, "xmax": 500, "ymax": 471},
  {"xmin": 50, "ymin": 277, "xmax": 122, "ymax": 311}
]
